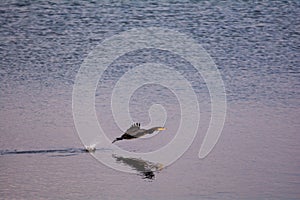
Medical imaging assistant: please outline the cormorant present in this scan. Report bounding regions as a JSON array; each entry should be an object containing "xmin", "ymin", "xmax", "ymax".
[{"xmin": 112, "ymin": 123, "xmax": 166, "ymax": 143}]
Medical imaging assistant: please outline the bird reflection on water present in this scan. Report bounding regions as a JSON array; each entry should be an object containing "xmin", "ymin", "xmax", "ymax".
[{"xmin": 112, "ymin": 154, "xmax": 163, "ymax": 180}]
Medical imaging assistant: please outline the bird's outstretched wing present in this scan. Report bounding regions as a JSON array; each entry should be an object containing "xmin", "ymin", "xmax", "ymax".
[{"xmin": 125, "ymin": 123, "xmax": 141, "ymax": 136}]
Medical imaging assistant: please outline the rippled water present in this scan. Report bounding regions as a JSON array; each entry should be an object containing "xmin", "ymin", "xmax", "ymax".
[{"xmin": 0, "ymin": 1, "xmax": 299, "ymax": 199}]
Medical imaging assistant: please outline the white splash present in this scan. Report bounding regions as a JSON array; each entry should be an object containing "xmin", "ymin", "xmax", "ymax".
[{"xmin": 84, "ymin": 144, "xmax": 96, "ymax": 152}]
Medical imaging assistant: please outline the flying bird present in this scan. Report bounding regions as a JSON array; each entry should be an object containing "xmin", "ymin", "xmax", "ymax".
[{"xmin": 112, "ymin": 123, "xmax": 166, "ymax": 143}]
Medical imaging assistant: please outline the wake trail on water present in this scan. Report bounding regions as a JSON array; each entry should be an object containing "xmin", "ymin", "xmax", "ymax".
[{"xmin": 0, "ymin": 146, "xmax": 113, "ymax": 156}]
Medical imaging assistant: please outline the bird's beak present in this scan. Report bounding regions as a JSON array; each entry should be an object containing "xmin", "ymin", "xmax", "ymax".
[{"xmin": 158, "ymin": 127, "xmax": 166, "ymax": 131}]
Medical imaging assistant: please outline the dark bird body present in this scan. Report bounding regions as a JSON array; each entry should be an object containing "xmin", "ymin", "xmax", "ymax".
[{"xmin": 112, "ymin": 123, "xmax": 166, "ymax": 143}]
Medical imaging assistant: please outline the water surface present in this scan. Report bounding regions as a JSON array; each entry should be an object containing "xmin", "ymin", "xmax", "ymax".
[{"xmin": 0, "ymin": 1, "xmax": 299, "ymax": 199}]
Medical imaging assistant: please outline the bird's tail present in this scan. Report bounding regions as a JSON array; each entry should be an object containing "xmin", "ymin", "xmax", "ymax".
[{"xmin": 112, "ymin": 137, "xmax": 122, "ymax": 143}]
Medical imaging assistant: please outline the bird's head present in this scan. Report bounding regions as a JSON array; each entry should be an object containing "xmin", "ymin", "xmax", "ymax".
[
  {"xmin": 146, "ymin": 126, "xmax": 166, "ymax": 134},
  {"xmin": 155, "ymin": 127, "xmax": 166, "ymax": 131}
]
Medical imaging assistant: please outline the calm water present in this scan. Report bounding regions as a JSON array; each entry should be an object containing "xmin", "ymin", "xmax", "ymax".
[{"xmin": 0, "ymin": 1, "xmax": 299, "ymax": 199}]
